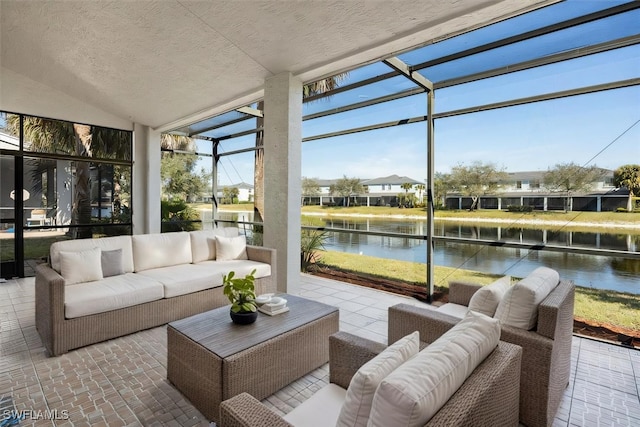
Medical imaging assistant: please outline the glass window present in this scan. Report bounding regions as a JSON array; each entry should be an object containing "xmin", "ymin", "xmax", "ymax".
[
  {"xmin": 419, "ymin": 10, "xmax": 640, "ymax": 84},
  {"xmin": 0, "ymin": 112, "xmax": 20, "ymax": 150},
  {"xmin": 436, "ymin": 45, "xmax": 640, "ymax": 113},
  {"xmin": 399, "ymin": 1, "xmax": 633, "ymax": 66},
  {"xmin": 21, "ymin": 116, "xmax": 132, "ymax": 161},
  {"xmin": 303, "ymin": 93, "xmax": 426, "ymax": 139}
]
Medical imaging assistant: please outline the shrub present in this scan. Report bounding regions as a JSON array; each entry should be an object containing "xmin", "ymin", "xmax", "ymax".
[{"xmin": 507, "ymin": 205, "xmax": 533, "ymax": 212}]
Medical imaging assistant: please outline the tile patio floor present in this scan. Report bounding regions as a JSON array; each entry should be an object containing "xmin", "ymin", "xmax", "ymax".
[{"xmin": 1, "ymin": 274, "xmax": 639, "ymax": 426}]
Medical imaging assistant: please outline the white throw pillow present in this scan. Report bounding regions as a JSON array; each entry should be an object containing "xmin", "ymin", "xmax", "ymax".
[
  {"xmin": 59, "ymin": 247, "xmax": 104, "ymax": 285},
  {"xmin": 368, "ymin": 311, "xmax": 500, "ymax": 427},
  {"xmin": 468, "ymin": 276, "xmax": 511, "ymax": 317},
  {"xmin": 215, "ymin": 235, "xmax": 249, "ymax": 260},
  {"xmin": 494, "ymin": 267, "xmax": 559, "ymax": 330},
  {"xmin": 337, "ymin": 331, "xmax": 419, "ymax": 427}
]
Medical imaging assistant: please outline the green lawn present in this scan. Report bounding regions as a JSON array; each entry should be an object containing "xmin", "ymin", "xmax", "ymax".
[{"xmin": 318, "ymin": 249, "xmax": 640, "ymax": 332}]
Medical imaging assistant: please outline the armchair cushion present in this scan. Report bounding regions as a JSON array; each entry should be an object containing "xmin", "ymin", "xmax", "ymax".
[
  {"xmin": 337, "ymin": 331, "xmax": 419, "ymax": 427},
  {"xmin": 495, "ymin": 267, "xmax": 559, "ymax": 330},
  {"xmin": 468, "ymin": 275, "xmax": 511, "ymax": 317},
  {"xmin": 369, "ymin": 311, "xmax": 500, "ymax": 427}
]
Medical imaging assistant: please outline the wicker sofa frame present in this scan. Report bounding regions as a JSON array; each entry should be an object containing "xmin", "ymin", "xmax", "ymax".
[
  {"xmin": 388, "ymin": 279, "xmax": 575, "ymax": 427},
  {"xmin": 35, "ymin": 245, "xmax": 276, "ymax": 357},
  {"xmin": 219, "ymin": 331, "xmax": 522, "ymax": 427}
]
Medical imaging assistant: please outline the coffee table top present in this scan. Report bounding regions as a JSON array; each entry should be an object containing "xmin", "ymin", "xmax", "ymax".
[{"xmin": 168, "ymin": 294, "xmax": 338, "ymax": 358}]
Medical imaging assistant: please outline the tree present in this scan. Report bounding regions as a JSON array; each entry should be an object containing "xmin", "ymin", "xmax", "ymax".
[
  {"xmin": 302, "ymin": 177, "xmax": 320, "ymax": 205},
  {"xmin": 160, "ymin": 153, "xmax": 209, "ymax": 202},
  {"xmin": 399, "ymin": 182, "xmax": 414, "ymax": 207},
  {"xmin": 448, "ymin": 161, "xmax": 507, "ymax": 211},
  {"xmin": 329, "ymin": 176, "xmax": 364, "ymax": 207},
  {"xmin": 254, "ymin": 74, "xmax": 348, "ymax": 221},
  {"xmin": 160, "ymin": 134, "xmax": 210, "ymax": 203},
  {"xmin": 432, "ymin": 173, "xmax": 449, "ymax": 209},
  {"xmin": 7, "ymin": 115, "xmax": 131, "ymax": 238},
  {"xmin": 543, "ymin": 162, "xmax": 600, "ymax": 211},
  {"xmin": 414, "ymin": 184, "xmax": 425, "ymax": 205},
  {"xmin": 613, "ymin": 164, "xmax": 640, "ymax": 211},
  {"xmin": 222, "ymin": 186, "xmax": 240, "ymax": 204}
]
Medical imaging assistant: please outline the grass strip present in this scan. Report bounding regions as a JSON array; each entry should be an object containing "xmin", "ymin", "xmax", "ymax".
[{"xmin": 318, "ymin": 250, "xmax": 640, "ymax": 331}]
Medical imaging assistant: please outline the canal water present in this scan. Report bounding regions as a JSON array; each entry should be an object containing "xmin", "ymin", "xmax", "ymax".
[{"xmin": 219, "ymin": 212, "xmax": 640, "ymax": 294}]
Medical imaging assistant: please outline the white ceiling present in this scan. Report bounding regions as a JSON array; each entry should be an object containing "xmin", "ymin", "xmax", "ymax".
[{"xmin": 0, "ymin": 0, "xmax": 550, "ymax": 131}]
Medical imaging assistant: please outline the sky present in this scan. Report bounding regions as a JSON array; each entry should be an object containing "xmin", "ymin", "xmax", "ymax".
[{"xmin": 211, "ymin": 3, "xmax": 640, "ymax": 186}]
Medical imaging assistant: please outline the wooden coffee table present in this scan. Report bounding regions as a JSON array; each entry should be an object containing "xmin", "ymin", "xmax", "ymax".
[{"xmin": 167, "ymin": 294, "xmax": 339, "ymax": 422}]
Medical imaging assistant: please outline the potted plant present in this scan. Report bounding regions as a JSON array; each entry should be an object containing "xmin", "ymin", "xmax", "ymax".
[{"xmin": 223, "ymin": 269, "xmax": 258, "ymax": 324}]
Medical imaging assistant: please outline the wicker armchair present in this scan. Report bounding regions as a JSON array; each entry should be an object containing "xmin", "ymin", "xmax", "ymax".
[
  {"xmin": 389, "ymin": 279, "xmax": 575, "ymax": 427},
  {"xmin": 219, "ymin": 331, "xmax": 522, "ymax": 427}
]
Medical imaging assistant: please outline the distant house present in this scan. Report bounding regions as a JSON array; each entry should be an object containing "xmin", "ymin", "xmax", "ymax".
[
  {"xmin": 216, "ymin": 182, "xmax": 254, "ymax": 203},
  {"xmin": 304, "ymin": 174, "xmax": 424, "ymax": 206},
  {"xmin": 445, "ymin": 169, "xmax": 625, "ymax": 212}
]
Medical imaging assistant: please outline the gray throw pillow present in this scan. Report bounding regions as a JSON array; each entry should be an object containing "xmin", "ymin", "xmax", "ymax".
[{"xmin": 101, "ymin": 249, "xmax": 124, "ymax": 277}]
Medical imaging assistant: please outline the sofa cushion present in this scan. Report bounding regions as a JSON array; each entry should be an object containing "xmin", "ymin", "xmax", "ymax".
[
  {"xmin": 59, "ymin": 248, "xmax": 104, "ymax": 285},
  {"xmin": 136, "ymin": 264, "xmax": 220, "ymax": 298},
  {"xmin": 337, "ymin": 331, "xmax": 419, "ymax": 427},
  {"xmin": 368, "ymin": 311, "xmax": 500, "ymax": 427},
  {"xmin": 64, "ymin": 273, "xmax": 164, "ymax": 318},
  {"xmin": 436, "ymin": 303, "xmax": 468, "ymax": 319},
  {"xmin": 132, "ymin": 232, "xmax": 192, "ymax": 272},
  {"xmin": 283, "ymin": 383, "xmax": 346, "ymax": 427},
  {"xmin": 468, "ymin": 276, "xmax": 511, "ymax": 317},
  {"xmin": 189, "ymin": 228, "xmax": 240, "ymax": 263},
  {"xmin": 495, "ymin": 267, "xmax": 559, "ymax": 330},
  {"xmin": 215, "ymin": 235, "xmax": 249, "ymax": 260},
  {"xmin": 195, "ymin": 259, "xmax": 271, "ymax": 284},
  {"xmin": 50, "ymin": 235, "xmax": 134, "ymax": 274},
  {"xmin": 101, "ymin": 249, "xmax": 125, "ymax": 278}
]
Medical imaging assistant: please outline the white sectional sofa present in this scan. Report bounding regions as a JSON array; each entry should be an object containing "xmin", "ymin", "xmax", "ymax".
[{"xmin": 35, "ymin": 228, "xmax": 276, "ymax": 356}]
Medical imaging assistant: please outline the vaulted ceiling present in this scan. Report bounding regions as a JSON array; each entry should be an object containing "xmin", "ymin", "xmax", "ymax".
[{"xmin": 0, "ymin": 0, "xmax": 550, "ymax": 131}]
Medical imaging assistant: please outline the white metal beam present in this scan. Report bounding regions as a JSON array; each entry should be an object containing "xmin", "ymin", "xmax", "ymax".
[{"xmin": 384, "ymin": 57, "xmax": 433, "ymax": 92}]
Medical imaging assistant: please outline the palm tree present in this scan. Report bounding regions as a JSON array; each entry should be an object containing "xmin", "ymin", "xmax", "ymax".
[
  {"xmin": 400, "ymin": 182, "xmax": 414, "ymax": 207},
  {"xmin": 7, "ymin": 116, "xmax": 131, "ymax": 238},
  {"xmin": 415, "ymin": 184, "xmax": 425, "ymax": 204}
]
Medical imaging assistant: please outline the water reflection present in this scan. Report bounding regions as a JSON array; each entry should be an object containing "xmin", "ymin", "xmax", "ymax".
[{"xmin": 217, "ymin": 212, "xmax": 639, "ymax": 294}]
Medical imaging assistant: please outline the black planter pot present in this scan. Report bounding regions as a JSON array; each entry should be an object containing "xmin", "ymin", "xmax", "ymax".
[{"xmin": 230, "ymin": 310, "xmax": 258, "ymax": 325}]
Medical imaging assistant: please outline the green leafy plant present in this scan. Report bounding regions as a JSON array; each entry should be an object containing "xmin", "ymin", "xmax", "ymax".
[
  {"xmin": 223, "ymin": 269, "xmax": 257, "ymax": 313},
  {"xmin": 301, "ymin": 229, "xmax": 328, "ymax": 272}
]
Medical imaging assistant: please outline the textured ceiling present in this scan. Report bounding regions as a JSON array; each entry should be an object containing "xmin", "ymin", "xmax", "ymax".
[{"xmin": 0, "ymin": 0, "xmax": 550, "ymax": 130}]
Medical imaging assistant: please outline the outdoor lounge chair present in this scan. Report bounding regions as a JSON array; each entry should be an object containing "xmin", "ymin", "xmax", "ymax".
[{"xmin": 388, "ymin": 277, "xmax": 575, "ymax": 427}]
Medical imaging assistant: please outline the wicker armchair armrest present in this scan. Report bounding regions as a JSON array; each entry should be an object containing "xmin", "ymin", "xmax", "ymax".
[
  {"xmin": 219, "ymin": 392, "xmax": 293, "ymax": 427},
  {"xmin": 246, "ymin": 245, "xmax": 275, "ymax": 266},
  {"xmin": 329, "ymin": 331, "xmax": 386, "ymax": 389},
  {"xmin": 447, "ymin": 281, "xmax": 482, "ymax": 306},
  {"xmin": 388, "ymin": 303, "xmax": 458, "ymax": 346},
  {"xmin": 537, "ymin": 280, "xmax": 575, "ymax": 340},
  {"xmin": 35, "ymin": 263, "xmax": 66, "ymax": 356},
  {"xmin": 426, "ymin": 341, "xmax": 522, "ymax": 427}
]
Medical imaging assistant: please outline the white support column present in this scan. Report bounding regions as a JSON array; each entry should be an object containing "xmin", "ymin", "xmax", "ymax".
[
  {"xmin": 132, "ymin": 123, "xmax": 161, "ymax": 235},
  {"xmin": 263, "ymin": 72, "xmax": 303, "ymax": 294}
]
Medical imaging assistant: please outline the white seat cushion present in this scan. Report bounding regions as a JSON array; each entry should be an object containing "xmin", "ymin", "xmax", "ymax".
[
  {"xmin": 436, "ymin": 303, "xmax": 468, "ymax": 319},
  {"xmin": 468, "ymin": 276, "xmax": 511, "ymax": 317},
  {"xmin": 283, "ymin": 383, "xmax": 347, "ymax": 427},
  {"xmin": 494, "ymin": 267, "xmax": 559, "ymax": 330},
  {"xmin": 337, "ymin": 331, "xmax": 419, "ymax": 427},
  {"xmin": 64, "ymin": 273, "xmax": 164, "ymax": 318},
  {"xmin": 368, "ymin": 311, "xmax": 500, "ymax": 427},
  {"xmin": 196, "ymin": 260, "xmax": 272, "ymax": 281},
  {"xmin": 137, "ymin": 264, "xmax": 221, "ymax": 298},
  {"xmin": 132, "ymin": 232, "xmax": 192, "ymax": 272}
]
